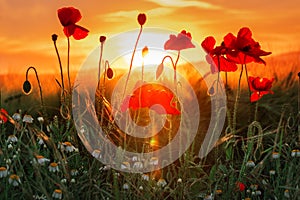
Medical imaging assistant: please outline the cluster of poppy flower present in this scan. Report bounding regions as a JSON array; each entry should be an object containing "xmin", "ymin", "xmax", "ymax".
[
  {"xmin": 55, "ymin": 7, "xmax": 273, "ymax": 118},
  {"xmin": 121, "ymin": 15, "xmax": 196, "ymax": 116},
  {"xmin": 201, "ymin": 27, "xmax": 273, "ymax": 102}
]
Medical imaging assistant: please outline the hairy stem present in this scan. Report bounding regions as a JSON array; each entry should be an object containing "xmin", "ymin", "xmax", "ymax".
[
  {"xmin": 53, "ymin": 40, "xmax": 65, "ymax": 102},
  {"xmin": 233, "ymin": 64, "xmax": 244, "ymax": 134},
  {"xmin": 98, "ymin": 42, "xmax": 104, "ymax": 91},
  {"xmin": 67, "ymin": 37, "xmax": 71, "ymax": 94},
  {"xmin": 123, "ymin": 26, "xmax": 143, "ymax": 98},
  {"xmin": 25, "ymin": 66, "xmax": 44, "ymax": 110}
]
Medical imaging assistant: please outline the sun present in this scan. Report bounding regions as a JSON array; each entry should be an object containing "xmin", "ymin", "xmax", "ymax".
[{"xmin": 103, "ymin": 30, "xmax": 189, "ymax": 70}]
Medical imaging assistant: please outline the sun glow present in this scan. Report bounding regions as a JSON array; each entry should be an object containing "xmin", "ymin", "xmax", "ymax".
[{"xmin": 102, "ymin": 29, "xmax": 196, "ymax": 70}]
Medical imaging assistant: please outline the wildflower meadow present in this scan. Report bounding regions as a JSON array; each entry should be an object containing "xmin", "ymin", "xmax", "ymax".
[{"xmin": 0, "ymin": 6, "xmax": 299, "ymax": 200}]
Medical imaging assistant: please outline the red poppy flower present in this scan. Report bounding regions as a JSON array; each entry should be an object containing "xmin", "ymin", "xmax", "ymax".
[
  {"xmin": 201, "ymin": 36, "xmax": 237, "ymax": 73},
  {"xmin": 57, "ymin": 7, "xmax": 89, "ymax": 40},
  {"xmin": 121, "ymin": 83, "xmax": 180, "ymax": 115},
  {"xmin": 137, "ymin": 13, "xmax": 146, "ymax": 26},
  {"xmin": 248, "ymin": 76, "xmax": 274, "ymax": 102},
  {"xmin": 224, "ymin": 27, "xmax": 271, "ymax": 64},
  {"xmin": 236, "ymin": 181, "xmax": 246, "ymax": 191},
  {"xmin": 0, "ymin": 108, "xmax": 8, "ymax": 123},
  {"xmin": 164, "ymin": 30, "xmax": 195, "ymax": 51}
]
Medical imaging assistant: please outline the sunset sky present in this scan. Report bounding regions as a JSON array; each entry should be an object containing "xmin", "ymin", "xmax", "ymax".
[{"xmin": 1, "ymin": 0, "xmax": 300, "ymax": 75}]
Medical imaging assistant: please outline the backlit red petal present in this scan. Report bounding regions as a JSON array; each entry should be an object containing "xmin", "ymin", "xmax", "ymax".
[
  {"xmin": 223, "ymin": 33, "xmax": 237, "ymax": 49},
  {"xmin": 201, "ymin": 36, "xmax": 216, "ymax": 53},
  {"xmin": 72, "ymin": 25, "xmax": 89, "ymax": 40},
  {"xmin": 0, "ymin": 108, "xmax": 8, "ymax": 123},
  {"xmin": 237, "ymin": 27, "xmax": 252, "ymax": 41},
  {"xmin": 63, "ymin": 25, "xmax": 75, "ymax": 37},
  {"xmin": 250, "ymin": 92, "xmax": 261, "ymax": 102},
  {"xmin": 121, "ymin": 84, "xmax": 180, "ymax": 115},
  {"xmin": 58, "ymin": 7, "xmax": 82, "ymax": 27},
  {"xmin": 164, "ymin": 31, "xmax": 195, "ymax": 51}
]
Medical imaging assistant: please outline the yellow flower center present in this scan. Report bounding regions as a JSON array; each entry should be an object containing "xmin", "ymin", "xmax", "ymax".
[
  {"xmin": 36, "ymin": 155, "xmax": 44, "ymax": 159},
  {"xmin": 54, "ymin": 189, "xmax": 62, "ymax": 194},
  {"xmin": 10, "ymin": 174, "xmax": 19, "ymax": 180},
  {"xmin": 63, "ymin": 142, "xmax": 72, "ymax": 146},
  {"xmin": 50, "ymin": 162, "xmax": 58, "ymax": 167},
  {"xmin": 0, "ymin": 167, "xmax": 7, "ymax": 171}
]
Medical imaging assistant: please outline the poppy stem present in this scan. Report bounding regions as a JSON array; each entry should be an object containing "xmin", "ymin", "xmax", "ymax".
[
  {"xmin": 25, "ymin": 66, "xmax": 44, "ymax": 111},
  {"xmin": 217, "ymin": 56, "xmax": 221, "ymax": 94},
  {"xmin": 98, "ymin": 41, "xmax": 104, "ymax": 91},
  {"xmin": 244, "ymin": 65, "xmax": 251, "ymax": 97},
  {"xmin": 103, "ymin": 61, "xmax": 110, "ymax": 91},
  {"xmin": 233, "ymin": 64, "xmax": 244, "ymax": 134},
  {"xmin": 99, "ymin": 60, "xmax": 110, "ymax": 126},
  {"xmin": 225, "ymin": 72, "xmax": 228, "ymax": 89},
  {"xmin": 173, "ymin": 51, "xmax": 180, "ymax": 88},
  {"xmin": 142, "ymin": 59, "xmax": 145, "ymax": 82},
  {"xmin": 123, "ymin": 26, "xmax": 143, "ymax": 98},
  {"xmin": 161, "ymin": 55, "xmax": 177, "ymax": 86},
  {"xmin": 298, "ymin": 72, "xmax": 300, "ymax": 115},
  {"xmin": 52, "ymin": 36, "xmax": 66, "ymax": 102},
  {"xmin": 298, "ymin": 72, "xmax": 300, "ymax": 137},
  {"xmin": 67, "ymin": 37, "xmax": 71, "ymax": 95},
  {"xmin": 254, "ymin": 100, "xmax": 259, "ymax": 122}
]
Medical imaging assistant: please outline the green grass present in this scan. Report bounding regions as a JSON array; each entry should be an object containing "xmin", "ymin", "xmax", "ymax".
[{"xmin": 0, "ymin": 68, "xmax": 299, "ymax": 200}]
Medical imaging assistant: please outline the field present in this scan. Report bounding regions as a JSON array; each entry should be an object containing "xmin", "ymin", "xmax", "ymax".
[
  {"xmin": 0, "ymin": 50, "xmax": 299, "ymax": 200},
  {"xmin": 1, "ymin": 7, "xmax": 300, "ymax": 200}
]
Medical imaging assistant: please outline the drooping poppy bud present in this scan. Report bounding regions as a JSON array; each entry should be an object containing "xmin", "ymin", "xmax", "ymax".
[
  {"xmin": 137, "ymin": 13, "xmax": 146, "ymax": 26},
  {"xmin": 23, "ymin": 80, "xmax": 32, "ymax": 94},
  {"xmin": 99, "ymin": 36, "xmax": 106, "ymax": 43},
  {"xmin": 106, "ymin": 67, "xmax": 114, "ymax": 79}
]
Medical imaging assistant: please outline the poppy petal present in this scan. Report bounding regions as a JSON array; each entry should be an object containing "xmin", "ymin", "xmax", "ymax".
[
  {"xmin": 201, "ymin": 36, "xmax": 216, "ymax": 53},
  {"xmin": 121, "ymin": 84, "xmax": 180, "ymax": 115},
  {"xmin": 248, "ymin": 76, "xmax": 256, "ymax": 92},
  {"xmin": 237, "ymin": 27, "xmax": 252, "ymax": 41},
  {"xmin": 72, "ymin": 25, "xmax": 89, "ymax": 40},
  {"xmin": 58, "ymin": 7, "xmax": 82, "ymax": 26},
  {"xmin": 120, "ymin": 96, "xmax": 131, "ymax": 112},
  {"xmin": 223, "ymin": 33, "xmax": 237, "ymax": 49},
  {"xmin": 0, "ymin": 108, "xmax": 8, "ymax": 123},
  {"xmin": 164, "ymin": 31, "xmax": 195, "ymax": 51},
  {"xmin": 63, "ymin": 25, "xmax": 75, "ymax": 37},
  {"xmin": 250, "ymin": 92, "xmax": 261, "ymax": 102}
]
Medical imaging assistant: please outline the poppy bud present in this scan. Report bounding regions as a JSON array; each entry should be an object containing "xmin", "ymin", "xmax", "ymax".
[
  {"xmin": 106, "ymin": 67, "xmax": 114, "ymax": 79},
  {"xmin": 137, "ymin": 13, "xmax": 146, "ymax": 26},
  {"xmin": 52, "ymin": 34, "xmax": 58, "ymax": 42},
  {"xmin": 99, "ymin": 36, "xmax": 106, "ymax": 43},
  {"xmin": 142, "ymin": 46, "xmax": 149, "ymax": 58},
  {"xmin": 23, "ymin": 80, "xmax": 32, "ymax": 95}
]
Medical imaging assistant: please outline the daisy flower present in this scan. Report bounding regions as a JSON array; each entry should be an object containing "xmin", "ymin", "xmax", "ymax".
[
  {"xmin": 8, "ymin": 174, "xmax": 21, "ymax": 186},
  {"xmin": 7, "ymin": 135, "xmax": 18, "ymax": 143},
  {"xmin": 62, "ymin": 142, "xmax": 77, "ymax": 153},
  {"xmin": 0, "ymin": 166, "xmax": 8, "ymax": 178},
  {"xmin": 35, "ymin": 155, "xmax": 50, "ymax": 165},
  {"xmin": 157, "ymin": 178, "xmax": 167, "ymax": 187},
  {"xmin": 52, "ymin": 189, "xmax": 62, "ymax": 199},
  {"xmin": 23, "ymin": 114, "xmax": 34, "ymax": 123},
  {"xmin": 49, "ymin": 162, "xmax": 59, "ymax": 173}
]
